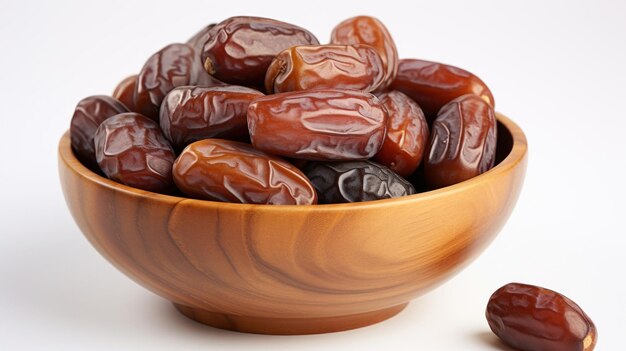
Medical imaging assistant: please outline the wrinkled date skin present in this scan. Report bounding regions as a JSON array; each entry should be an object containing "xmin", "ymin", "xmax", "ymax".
[
  {"xmin": 134, "ymin": 43, "xmax": 222, "ymax": 121},
  {"xmin": 247, "ymin": 89, "xmax": 388, "ymax": 161},
  {"xmin": 265, "ymin": 44, "xmax": 384, "ymax": 93},
  {"xmin": 487, "ymin": 283, "xmax": 597, "ymax": 351},
  {"xmin": 374, "ymin": 91, "xmax": 429, "ymax": 177},
  {"xmin": 424, "ymin": 94, "xmax": 497, "ymax": 189},
  {"xmin": 390, "ymin": 59, "xmax": 495, "ymax": 121},
  {"xmin": 94, "ymin": 113, "xmax": 176, "ymax": 193},
  {"xmin": 173, "ymin": 139, "xmax": 317, "ymax": 205},
  {"xmin": 160, "ymin": 85, "xmax": 264, "ymax": 151},
  {"xmin": 70, "ymin": 95, "xmax": 128, "ymax": 169},
  {"xmin": 201, "ymin": 16, "xmax": 319, "ymax": 88},
  {"xmin": 330, "ymin": 16, "xmax": 398, "ymax": 91},
  {"xmin": 113, "ymin": 74, "xmax": 138, "ymax": 112},
  {"xmin": 304, "ymin": 160, "xmax": 415, "ymax": 203},
  {"xmin": 186, "ymin": 23, "xmax": 216, "ymax": 53}
]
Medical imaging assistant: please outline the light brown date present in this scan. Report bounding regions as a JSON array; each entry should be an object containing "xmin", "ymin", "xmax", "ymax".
[
  {"xmin": 390, "ymin": 58, "xmax": 495, "ymax": 121},
  {"xmin": 486, "ymin": 283, "xmax": 597, "ymax": 351},
  {"xmin": 264, "ymin": 44, "xmax": 384, "ymax": 93},
  {"xmin": 374, "ymin": 91, "xmax": 429, "ymax": 177},
  {"xmin": 247, "ymin": 89, "xmax": 388, "ymax": 161},
  {"xmin": 160, "ymin": 85, "xmax": 264, "ymax": 151},
  {"xmin": 201, "ymin": 16, "xmax": 319, "ymax": 88},
  {"xmin": 330, "ymin": 16, "xmax": 398, "ymax": 91},
  {"xmin": 173, "ymin": 139, "xmax": 317, "ymax": 205},
  {"xmin": 424, "ymin": 94, "xmax": 496, "ymax": 188}
]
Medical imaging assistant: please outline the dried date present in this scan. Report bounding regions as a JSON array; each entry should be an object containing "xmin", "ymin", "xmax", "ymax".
[
  {"xmin": 247, "ymin": 89, "xmax": 388, "ymax": 160},
  {"xmin": 134, "ymin": 43, "xmax": 222, "ymax": 121},
  {"xmin": 186, "ymin": 23, "xmax": 216, "ymax": 54},
  {"xmin": 94, "ymin": 112, "xmax": 176, "ymax": 193},
  {"xmin": 112, "ymin": 75, "xmax": 138, "ymax": 112},
  {"xmin": 374, "ymin": 91, "xmax": 429, "ymax": 177},
  {"xmin": 173, "ymin": 139, "xmax": 317, "ymax": 205},
  {"xmin": 390, "ymin": 59, "xmax": 495, "ymax": 121},
  {"xmin": 424, "ymin": 94, "xmax": 497, "ymax": 188},
  {"xmin": 486, "ymin": 283, "xmax": 597, "ymax": 351},
  {"xmin": 201, "ymin": 16, "xmax": 319, "ymax": 88},
  {"xmin": 265, "ymin": 44, "xmax": 384, "ymax": 93},
  {"xmin": 304, "ymin": 160, "xmax": 415, "ymax": 203},
  {"xmin": 70, "ymin": 95, "xmax": 128, "ymax": 169},
  {"xmin": 330, "ymin": 16, "xmax": 398, "ymax": 91},
  {"xmin": 160, "ymin": 85, "xmax": 264, "ymax": 150}
]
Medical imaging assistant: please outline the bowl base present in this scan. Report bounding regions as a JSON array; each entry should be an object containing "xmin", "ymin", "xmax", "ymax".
[{"xmin": 173, "ymin": 302, "xmax": 408, "ymax": 335}]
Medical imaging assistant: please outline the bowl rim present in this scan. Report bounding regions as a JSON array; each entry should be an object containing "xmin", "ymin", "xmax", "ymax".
[{"xmin": 59, "ymin": 112, "xmax": 527, "ymax": 212}]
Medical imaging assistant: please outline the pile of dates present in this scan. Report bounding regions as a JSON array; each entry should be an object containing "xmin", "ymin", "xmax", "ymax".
[{"xmin": 70, "ymin": 15, "xmax": 498, "ymax": 205}]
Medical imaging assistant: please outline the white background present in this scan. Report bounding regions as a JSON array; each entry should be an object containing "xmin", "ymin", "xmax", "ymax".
[{"xmin": 1, "ymin": 0, "xmax": 625, "ymax": 349}]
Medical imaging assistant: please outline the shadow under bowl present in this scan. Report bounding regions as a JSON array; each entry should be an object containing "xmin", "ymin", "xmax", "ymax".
[{"xmin": 58, "ymin": 113, "xmax": 527, "ymax": 335}]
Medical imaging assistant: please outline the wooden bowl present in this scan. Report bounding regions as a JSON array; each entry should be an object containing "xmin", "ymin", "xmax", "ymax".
[{"xmin": 58, "ymin": 113, "xmax": 527, "ymax": 335}]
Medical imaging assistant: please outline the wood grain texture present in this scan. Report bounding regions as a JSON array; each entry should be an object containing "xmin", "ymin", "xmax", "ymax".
[{"xmin": 58, "ymin": 113, "xmax": 527, "ymax": 334}]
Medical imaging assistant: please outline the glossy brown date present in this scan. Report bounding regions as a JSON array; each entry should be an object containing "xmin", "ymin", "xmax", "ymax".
[
  {"xmin": 374, "ymin": 91, "xmax": 429, "ymax": 177},
  {"xmin": 160, "ymin": 85, "xmax": 264, "ymax": 151},
  {"xmin": 112, "ymin": 74, "xmax": 138, "ymax": 112},
  {"xmin": 186, "ymin": 23, "xmax": 216, "ymax": 54},
  {"xmin": 265, "ymin": 44, "xmax": 384, "ymax": 93},
  {"xmin": 304, "ymin": 160, "xmax": 415, "ymax": 203},
  {"xmin": 201, "ymin": 16, "xmax": 319, "ymax": 88},
  {"xmin": 486, "ymin": 283, "xmax": 597, "ymax": 351},
  {"xmin": 424, "ymin": 94, "xmax": 496, "ymax": 189},
  {"xmin": 390, "ymin": 59, "xmax": 495, "ymax": 121},
  {"xmin": 173, "ymin": 139, "xmax": 317, "ymax": 205},
  {"xmin": 247, "ymin": 89, "xmax": 388, "ymax": 161},
  {"xmin": 134, "ymin": 43, "xmax": 222, "ymax": 121},
  {"xmin": 70, "ymin": 95, "xmax": 128, "ymax": 169},
  {"xmin": 94, "ymin": 112, "xmax": 176, "ymax": 193},
  {"xmin": 330, "ymin": 16, "xmax": 398, "ymax": 91}
]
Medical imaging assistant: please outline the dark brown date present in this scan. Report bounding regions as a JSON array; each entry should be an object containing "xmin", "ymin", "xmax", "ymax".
[
  {"xmin": 424, "ymin": 94, "xmax": 497, "ymax": 189},
  {"xmin": 160, "ymin": 85, "xmax": 264, "ymax": 151},
  {"xmin": 186, "ymin": 23, "xmax": 216, "ymax": 54},
  {"xmin": 112, "ymin": 74, "xmax": 138, "ymax": 112},
  {"xmin": 265, "ymin": 44, "xmax": 384, "ymax": 93},
  {"xmin": 487, "ymin": 283, "xmax": 597, "ymax": 351},
  {"xmin": 390, "ymin": 59, "xmax": 495, "ymax": 121},
  {"xmin": 374, "ymin": 91, "xmax": 429, "ymax": 177},
  {"xmin": 201, "ymin": 16, "xmax": 319, "ymax": 88},
  {"xmin": 94, "ymin": 112, "xmax": 176, "ymax": 193},
  {"xmin": 134, "ymin": 43, "xmax": 222, "ymax": 121},
  {"xmin": 247, "ymin": 89, "xmax": 388, "ymax": 161},
  {"xmin": 304, "ymin": 160, "xmax": 415, "ymax": 203},
  {"xmin": 330, "ymin": 16, "xmax": 398, "ymax": 91},
  {"xmin": 173, "ymin": 139, "xmax": 317, "ymax": 205},
  {"xmin": 70, "ymin": 95, "xmax": 128, "ymax": 169}
]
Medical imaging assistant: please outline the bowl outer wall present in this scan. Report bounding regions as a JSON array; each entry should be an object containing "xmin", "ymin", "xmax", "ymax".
[{"xmin": 58, "ymin": 113, "xmax": 527, "ymax": 319}]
